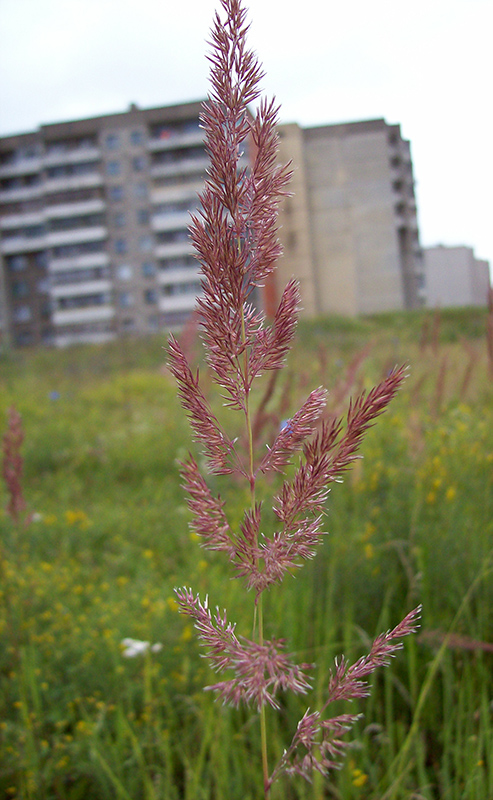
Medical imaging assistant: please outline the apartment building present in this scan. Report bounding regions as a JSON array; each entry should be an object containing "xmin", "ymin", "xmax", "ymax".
[
  {"xmin": 0, "ymin": 106, "xmax": 425, "ymax": 347},
  {"xmin": 0, "ymin": 101, "xmax": 208, "ymax": 347},
  {"xmin": 274, "ymin": 119, "xmax": 424, "ymax": 317},
  {"xmin": 423, "ymin": 245, "xmax": 491, "ymax": 308}
]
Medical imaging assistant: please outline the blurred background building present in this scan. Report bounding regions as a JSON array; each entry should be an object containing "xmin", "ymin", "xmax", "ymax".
[
  {"xmin": 272, "ymin": 119, "xmax": 424, "ymax": 318},
  {"xmin": 0, "ymin": 102, "xmax": 489, "ymax": 348},
  {"xmin": 0, "ymin": 101, "xmax": 207, "ymax": 347},
  {"xmin": 423, "ymin": 245, "xmax": 491, "ymax": 308}
]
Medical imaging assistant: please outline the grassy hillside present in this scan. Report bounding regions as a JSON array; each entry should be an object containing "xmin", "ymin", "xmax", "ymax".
[{"xmin": 1, "ymin": 307, "xmax": 492, "ymax": 799}]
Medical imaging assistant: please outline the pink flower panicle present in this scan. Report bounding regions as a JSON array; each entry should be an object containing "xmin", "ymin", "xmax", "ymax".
[
  {"xmin": 170, "ymin": 0, "xmax": 420, "ymax": 789},
  {"xmin": 268, "ymin": 606, "xmax": 421, "ymax": 786},
  {"xmin": 167, "ymin": 335, "xmax": 238, "ymax": 475},
  {"xmin": 2, "ymin": 406, "xmax": 27, "ymax": 524},
  {"xmin": 175, "ymin": 587, "xmax": 312, "ymax": 710}
]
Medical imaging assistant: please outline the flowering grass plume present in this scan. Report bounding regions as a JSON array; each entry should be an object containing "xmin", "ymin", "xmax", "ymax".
[
  {"xmin": 169, "ymin": 0, "xmax": 420, "ymax": 794},
  {"xmin": 2, "ymin": 406, "xmax": 28, "ymax": 525}
]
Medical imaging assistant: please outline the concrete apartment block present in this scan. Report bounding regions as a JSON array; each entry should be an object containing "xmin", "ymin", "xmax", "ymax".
[
  {"xmin": 276, "ymin": 119, "xmax": 424, "ymax": 317},
  {"xmin": 423, "ymin": 245, "xmax": 491, "ymax": 308},
  {"xmin": 1, "ymin": 104, "xmax": 425, "ymax": 347},
  {"xmin": 0, "ymin": 101, "xmax": 207, "ymax": 347}
]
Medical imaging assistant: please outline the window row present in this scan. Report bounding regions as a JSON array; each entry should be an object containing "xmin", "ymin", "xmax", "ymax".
[
  {"xmin": 105, "ymin": 130, "xmax": 145, "ymax": 149},
  {"xmin": 107, "ymin": 182, "xmax": 147, "ymax": 201},
  {"xmin": 149, "ymin": 120, "xmax": 201, "ymax": 141},
  {"xmin": 0, "ymin": 174, "xmax": 41, "ymax": 191},
  {"xmin": 11, "ymin": 303, "xmax": 50, "ymax": 323},
  {"xmin": 5, "ymin": 253, "xmax": 47, "ymax": 271},
  {"xmin": 10, "ymin": 281, "xmax": 200, "ymax": 319},
  {"xmin": 10, "ymin": 278, "xmax": 50, "ymax": 298},
  {"xmin": 46, "ymin": 161, "xmax": 98, "ymax": 179},
  {"xmin": 151, "ymin": 145, "xmax": 206, "ymax": 166},
  {"xmin": 106, "ymin": 156, "xmax": 146, "ymax": 175}
]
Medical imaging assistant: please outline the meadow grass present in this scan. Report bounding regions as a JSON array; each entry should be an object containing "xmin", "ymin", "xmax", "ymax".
[{"xmin": 1, "ymin": 307, "xmax": 492, "ymax": 799}]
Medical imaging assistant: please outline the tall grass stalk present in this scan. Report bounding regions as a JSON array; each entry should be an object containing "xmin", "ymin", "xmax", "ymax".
[{"xmin": 169, "ymin": 1, "xmax": 419, "ymax": 795}]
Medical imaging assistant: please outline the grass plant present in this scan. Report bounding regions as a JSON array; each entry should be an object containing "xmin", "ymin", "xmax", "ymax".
[{"xmin": 167, "ymin": 1, "xmax": 418, "ymax": 796}]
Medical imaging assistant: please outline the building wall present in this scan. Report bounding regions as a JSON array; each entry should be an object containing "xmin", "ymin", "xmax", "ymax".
[
  {"xmin": 424, "ymin": 245, "xmax": 491, "ymax": 308},
  {"xmin": 0, "ymin": 101, "xmax": 208, "ymax": 347},
  {"xmin": 276, "ymin": 119, "xmax": 423, "ymax": 317},
  {"xmin": 275, "ymin": 123, "xmax": 317, "ymax": 317}
]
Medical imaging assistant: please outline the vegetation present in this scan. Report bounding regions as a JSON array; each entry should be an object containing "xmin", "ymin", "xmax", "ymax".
[{"xmin": 1, "ymin": 305, "xmax": 492, "ymax": 799}]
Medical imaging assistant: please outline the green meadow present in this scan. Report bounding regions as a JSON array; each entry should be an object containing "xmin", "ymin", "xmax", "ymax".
[{"xmin": 1, "ymin": 307, "xmax": 492, "ymax": 799}]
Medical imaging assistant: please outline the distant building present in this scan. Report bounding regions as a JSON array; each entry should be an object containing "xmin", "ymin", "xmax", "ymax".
[
  {"xmin": 423, "ymin": 245, "xmax": 491, "ymax": 308},
  {"xmin": 272, "ymin": 119, "xmax": 424, "ymax": 317},
  {"xmin": 0, "ymin": 106, "xmax": 424, "ymax": 347},
  {"xmin": 0, "ymin": 101, "xmax": 213, "ymax": 347}
]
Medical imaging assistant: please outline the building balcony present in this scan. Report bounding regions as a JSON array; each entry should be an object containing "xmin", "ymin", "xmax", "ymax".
[
  {"xmin": 48, "ymin": 252, "xmax": 110, "ymax": 272},
  {"xmin": 158, "ymin": 293, "xmax": 200, "ymax": 314},
  {"xmin": 1, "ymin": 234, "xmax": 46, "ymax": 254},
  {"xmin": 0, "ymin": 158, "xmax": 42, "ymax": 178},
  {"xmin": 43, "ymin": 173, "xmax": 103, "ymax": 193},
  {"xmin": 0, "ymin": 185, "xmax": 44, "ymax": 203},
  {"xmin": 54, "ymin": 330, "xmax": 116, "ymax": 347},
  {"xmin": 151, "ymin": 211, "xmax": 192, "ymax": 232},
  {"xmin": 156, "ymin": 266, "xmax": 200, "ymax": 285},
  {"xmin": 147, "ymin": 130, "xmax": 204, "ymax": 152},
  {"xmin": 53, "ymin": 305, "xmax": 115, "ymax": 326},
  {"xmin": 51, "ymin": 279, "xmax": 112, "ymax": 299},
  {"xmin": 150, "ymin": 157, "xmax": 209, "ymax": 180},
  {"xmin": 151, "ymin": 183, "xmax": 203, "ymax": 205},
  {"xmin": 44, "ymin": 146, "xmax": 101, "ymax": 167},
  {"xmin": 45, "ymin": 226, "xmax": 107, "ymax": 248},
  {"xmin": 0, "ymin": 212, "xmax": 45, "ymax": 229},
  {"xmin": 45, "ymin": 199, "xmax": 106, "ymax": 219},
  {"xmin": 154, "ymin": 241, "xmax": 193, "ymax": 259}
]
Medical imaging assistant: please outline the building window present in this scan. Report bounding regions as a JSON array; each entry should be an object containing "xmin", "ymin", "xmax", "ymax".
[
  {"xmin": 162, "ymin": 281, "xmax": 200, "ymax": 297},
  {"xmin": 134, "ymin": 182, "xmax": 147, "ymax": 199},
  {"xmin": 144, "ymin": 289, "xmax": 158, "ymax": 304},
  {"xmin": 141, "ymin": 261, "xmax": 156, "ymax": 278},
  {"xmin": 37, "ymin": 278, "xmax": 50, "ymax": 294},
  {"xmin": 116, "ymin": 264, "xmax": 132, "ymax": 281},
  {"xmin": 52, "ymin": 240, "xmax": 104, "ymax": 259},
  {"xmin": 114, "ymin": 238, "xmax": 127, "ymax": 254},
  {"xmin": 13, "ymin": 305, "xmax": 32, "ymax": 323},
  {"xmin": 11, "ymin": 281, "xmax": 29, "ymax": 299},
  {"xmin": 107, "ymin": 160, "xmax": 121, "ymax": 176},
  {"xmin": 114, "ymin": 212, "xmax": 125, "ymax": 227},
  {"xmin": 139, "ymin": 235, "xmax": 152, "ymax": 252},
  {"xmin": 137, "ymin": 208, "xmax": 149, "ymax": 225},
  {"xmin": 119, "ymin": 292, "xmax": 133, "ymax": 308},
  {"xmin": 34, "ymin": 252, "xmax": 48, "ymax": 268},
  {"xmin": 6, "ymin": 255, "xmax": 28, "ymax": 272},
  {"xmin": 109, "ymin": 185, "xmax": 124, "ymax": 202},
  {"xmin": 159, "ymin": 255, "xmax": 196, "ymax": 270},
  {"xmin": 106, "ymin": 133, "xmax": 120, "ymax": 149},
  {"xmin": 58, "ymin": 293, "xmax": 109, "ymax": 310},
  {"xmin": 130, "ymin": 130, "xmax": 144, "ymax": 145},
  {"xmin": 132, "ymin": 156, "xmax": 146, "ymax": 172}
]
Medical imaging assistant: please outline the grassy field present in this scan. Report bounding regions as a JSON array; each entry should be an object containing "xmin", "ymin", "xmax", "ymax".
[{"xmin": 1, "ymin": 307, "xmax": 492, "ymax": 799}]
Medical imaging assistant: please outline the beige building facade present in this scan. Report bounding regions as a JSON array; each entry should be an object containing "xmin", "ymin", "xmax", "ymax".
[
  {"xmin": 274, "ymin": 118, "xmax": 424, "ymax": 317},
  {"xmin": 423, "ymin": 245, "xmax": 491, "ymax": 308}
]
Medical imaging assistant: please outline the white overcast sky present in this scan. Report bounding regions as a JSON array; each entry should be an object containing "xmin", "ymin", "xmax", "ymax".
[{"xmin": 0, "ymin": 0, "xmax": 491, "ymax": 271}]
